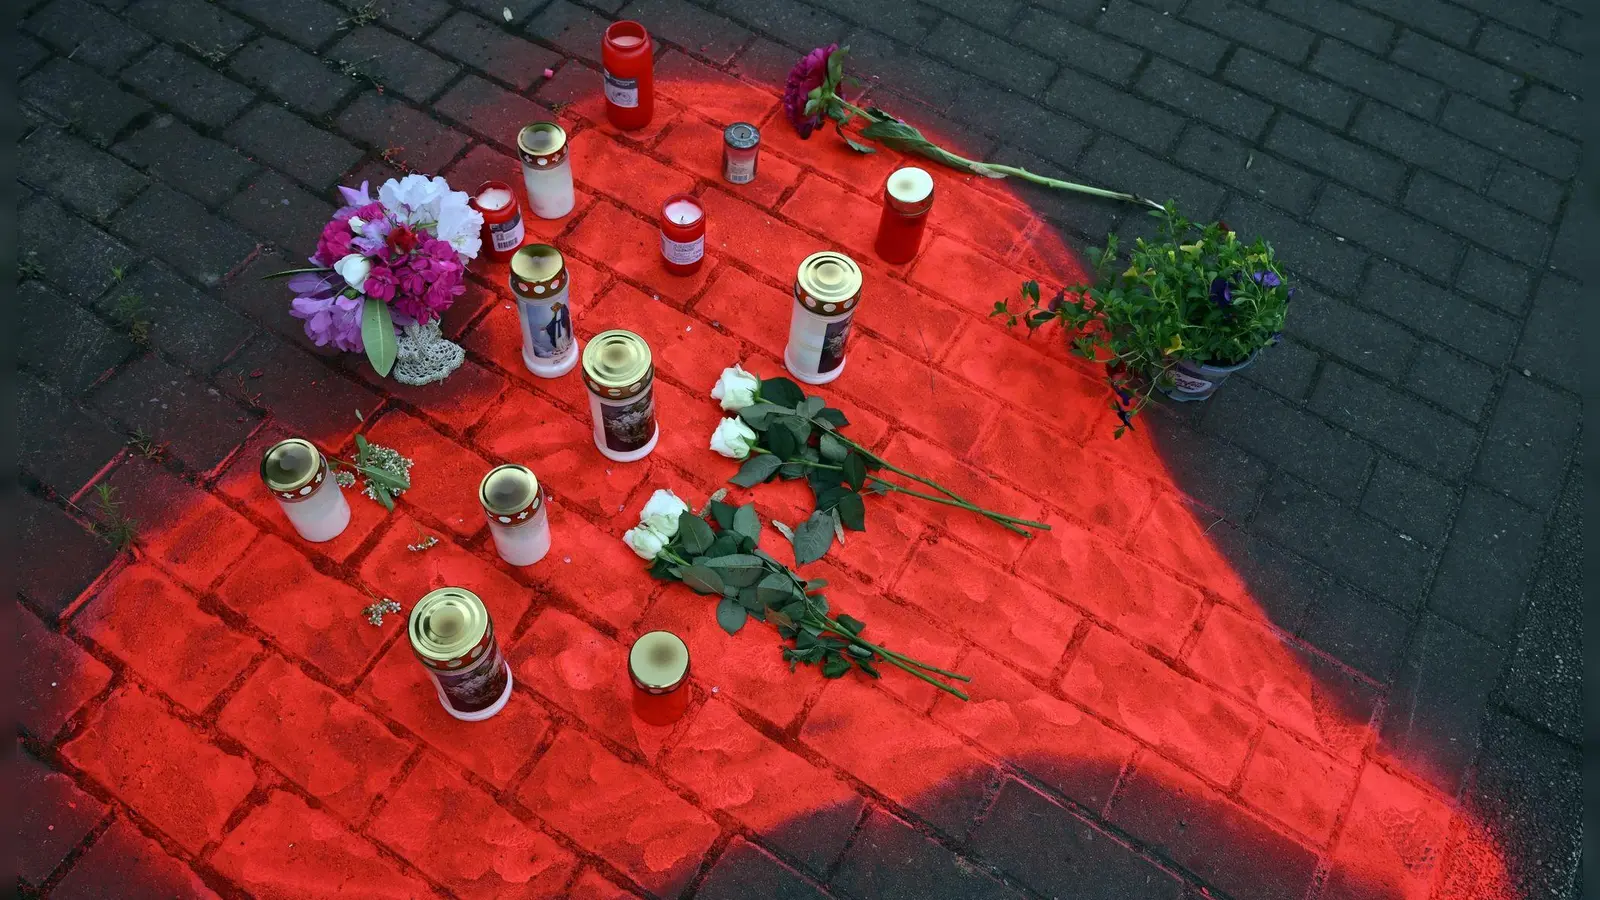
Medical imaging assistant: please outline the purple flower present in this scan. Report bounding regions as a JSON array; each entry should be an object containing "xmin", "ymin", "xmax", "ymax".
[
  {"xmin": 1209, "ymin": 277, "xmax": 1233, "ymax": 308},
  {"xmin": 1251, "ymin": 270, "xmax": 1281, "ymax": 288},
  {"xmin": 783, "ymin": 44, "xmax": 837, "ymax": 139},
  {"xmin": 290, "ymin": 292, "xmax": 365, "ymax": 352},
  {"xmin": 1116, "ymin": 408, "xmax": 1135, "ymax": 430},
  {"xmin": 1286, "ymin": 286, "xmax": 1296, "ymax": 303}
]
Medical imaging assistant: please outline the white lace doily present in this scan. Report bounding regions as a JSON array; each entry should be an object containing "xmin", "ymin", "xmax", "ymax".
[{"xmin": 392, "ymin": 321, "xmax": 465, "ymax": 386}]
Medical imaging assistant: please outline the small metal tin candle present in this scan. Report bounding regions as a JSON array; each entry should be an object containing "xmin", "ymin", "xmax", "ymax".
[
  {"xmin": 409, "ymin": 588, "xmax": 513, "ymax": 721},
  {"xmin": 874, "ymin": 165, "xmax": 935, "ymax": 264},
  {"xmin": 509, "ymin": 244, "xmax": 579, "ymax": 378},
  {"xmin": 581, "ymin": 330, "xmax": 659, "ymax": 462},
  {"xmin": 261, "ymin": 438, "xmax": 350, "ymax": 543},
  {"xmin": 479, "ymin": 463, "xmax": 551, "ymax": 567},
  {"xmin": 470, "ymin": 180, "xmax": 526, "ymax": 261},
  {"xmin": 659, "ymin": 193, "xmax": 705, "ymax": 277},
  {"xmin": 629, "ymin": 630, "xmax": 690, "ymax": 726},
  {"xmin": 518, "ymin": 122, "xmax": 574, "ymax": 219},
  {"xmin": 721, "ymin": 122, "xmax": 760, "ymax": 185},
  {"xmin": 785, "ymin": 251, "xmax": 863, "ymax": 385}
]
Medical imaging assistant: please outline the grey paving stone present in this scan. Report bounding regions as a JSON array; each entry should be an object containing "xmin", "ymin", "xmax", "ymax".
[
  {"xmin": 1473, "ymin": 374, "xmax": 1579, "ymax": 512},
  {"xmin": 1391, "ymin": 30, "xmax": 1522, "ymax": 109},
  {"xmin": 1476, "ymin": 22, "xmax": 1581, "ymax": 94},
  {"xmin": 982, "ymin": 145, "xmax": 1124, "ymax": 240},
  {"xmin": 948, "ymin": 82, "xmax": 1092, "ymax": 170},
  {"xmin": 114, "ymin": 115, "xmax": 260, "ymax": 208},
  {"xmin": 220, "ymin": 0, "xmax": 347, "ymax": 49},
  {"xmin": 1440, "ymin": 95, "xmax": 1579, "ymax": 179},
  {"xmin": 1237, "ymin": 334, "xmax": 1319, "ymax": 401},
  {"xmin": 802, "ymin": 0, "xmax": 938, "ymax": 45},
  {"xmin": 1298, "ymin": 581, "xmax": 1412, "ymax": 681},
  {"xmin": 712, "ymin": 0, "xmax": 847, "ymax": 48},
  {"xmin": 226, "ymin": 104, "xmax": 364, "ymax": 192},
  {"xmin": 1455, "ymin": 247, "xmax": 1534, "ymax": 315},
  {"xmin": 1348, "ymin": 0, "xmax": 1477, "ymax": 46},
  {"xmin": 1403, "ymin": 173, "xmax": 1551, "ymax": 265},
  {"xmin": 525, "ymin": 0, "xmax": 613, "ymax": 63},
  {"xmin": 121, "ymin": 44, "xmax": 256, "ymax": 130},
  {"xmin": 220, "ymin": 250, "xmax": 344, "ymax": 353},
  {"xmin": 1207, "ymin": 522, "xmax": 1325, "ymax": 626},
  {"xmin": 1308, "ymin": 39, "xmax": 1445, "ymax": 120},
  {"xmin": 1142, "ymin": 418, "xmax": 1270, "ymax": 520},
  {"xmin": 24, "ymin": 0, "xmax": 154, "ymax": 72},
  {"xmin": 22, "ymin": 58, "xmax": 152, "ymax": 145},
  {"xmin": 224, "ymin": 169, "xmax": 336, "ymax": 252},
  {"xmin": 1266, "ymin": 115, "xmax": 1405, "ymax": 201},
  {"xmin": 434, "ymin": 75, "xmax": 555, "ymax": 148},
  {"xmin": 1314, "ymin": 186, "xmax": 1462, "ymax": 281},
  {"xmin": 95, "ymin": 261, "xmax": 257, "ymax": 371},
  {"xmin": 1362, "ymin": 261, "xmax": 1518, "ymax": 366},
  {"xmin": 1080, "ymin": 135, "xmax": 1225, "ymax": 220},
  {"xmin": 1206, "ymin": 380, "xmax": 1374, "ymax": 500},
  {"xmin": 1176, "ymin": 127, "xmax": 1319, "ymax": 216},
  {"xmin": 1224, "ymin": 49, "xmax": 1356, "ymax": 128},
  {"xmin": 20, "ymin": 196, "xmax": 139, "ymax": 302},
  {"xmin": 1404, "ymin": 342, "xmax": 1497, "ymax": 423},
  {"xmin": 1348, "ymin": 102, "xmax": 1497, "ymax": 192},
  {"xmin": 19, "ymin": 492, "xmax": 122, "ymax": 619},
  {"xmin": 1312, "ymin": 363, "xmax": 1478, "ymax": 479},
  {"xmin": 370, "ymin": 0, "xmax": 452, "ymax": 37},
  {"xmin": 1446, "ymin": 0, "xmax": 1559, "ymax": 36},
  {"xmin": 1098, "ymin": 0, "xmax": 1229, "ymax": 72},
  {"xmin": 1519, "ymin": 85, "xmax": 1582, "ymax": 140},
  {"xmin": 219, "ymin": 336, "xmax": 383, "ymax": 437},
  {"xmin": 1546, "ymin": 188, "xmax": 1587, "ymax": 278},
  {"xmin": 1430, "ymin": 487, "xmax": 1545, "ymax": 638},
  {"xmin": 1513, "ymin": 275, "xmax": 1579, "ymax": 393},
  {"xmin": 1224, "ymin": 196, "xmax": 1369, "ymax": 296},
  {"xmin": 112, "ymin": 186, "xmax": 259, "ymax": 287},
  {"xmin": 834, "ymin": 809, "xmax": 1023, "ymax": 900},
  {"xmin": 1263, "ymin": 0, "xmax": 1392, "ymax": 52},
  {"xmin": 16, "ymin": 35, "xmax": 51, "ymax": 80},
  {"xmin": 337, "ymin": 91, "xmax": 470, "ymax": 176},
  {"xmin": 20, "ymin": 281, "xmax": 135, "ymax": 395},
  {"xmin": 20, "ymin": 126, "xmax": 148, "ymax": 223},
  {"xmin": 1047, "ymin": 69, "xmax": 1184, "ymax": 153},
  {"xmin": 925, "ymin": 17, "xmax": 1054, "ymax": 95},
  {"xmin": 1361, "ymin": 456, "xmax": 1458, "ymax": 545},
  {"xmin": 428, "ymin": 11, "xmax": 561, "ymax": 91},
  {"xmin": 730, "ymin": 35, "xmax": 803, "ymax": 86},
  {"xmin": 91, "ymin": 354, "xmax": 257, "ymax": 471},
  {"xmin": 330, "ymin": 25, "xmax": 458, "ymax": 101},
  {"xmin": 1136, "ymin": 58, "xmax": 1273, "ymax": 141},
  {"xmin": 921, "ymin": 0, "xmax": 1024, "ymax": 29},
  {"xmin": 1012, "ymin": 7, "xmax": 1143, "ymax": 84},
  {"xmin": 1285, "ymin": 285, "xmax": 1416, "ymax": 382},
  {"xmin": 1179, "ymin": 0, "xmax": 1315, "ymax": 64},
  {"xmin": 838, "ymin": 28, "xmax": 967, "ymax": 111},
  {"xmin": 1486, "ymin": 161, "xmax": 1565, "ymax": 224},
  {"xmin": 1255, "ymin": 474, "xmax": 1429, "ymax": 609},
  {"xmin": 1500, "ymin": 472, "xmax": 1580, "ymax": 742},
  {"xmin": 698, "ymin": 839, "xmax": 828, "ymax": 900},
  {"xmin": 454, "ymin": 0, "xmax": 538, "ymax": 26},
  {"xmin": 618, "ymin": 0, "xmax": 754, "ymax": 65},
  {"xmin": 1378, "ymin": 613, "xmax": 1504, "ymax": 794},
  {"xmin": 126, "ymin": 0, "xmax": 255, "ymax": 52},
  {"xmin": 230, "ymin": 37, "xmax": 358, "ymax": 117}
]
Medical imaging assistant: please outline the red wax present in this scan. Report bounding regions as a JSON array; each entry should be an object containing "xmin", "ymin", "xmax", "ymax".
[
  {"xmin": 601, "ymin": 21, "xmax": 654, "ymax": 131},
  {"xmin": 874, "ymin": 166, "xmax": 936, "ymax": 265},
  {"xmin": 631, "ymin": 683, "xmax": 689, "ymax": 726},
  {"xmin": 659, "ymin": 193, "xmax": 705, "ymax": 276},
  {"xmin": 469, "ymin": 180, "xmax": 525, "ymax": 262}
]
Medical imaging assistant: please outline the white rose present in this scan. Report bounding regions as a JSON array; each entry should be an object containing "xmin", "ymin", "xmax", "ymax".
[
  {"xmin": 622, "ymin": 525, "xmax": 666, "ymax": 560},
  {"xmin": 709, "ymin": 364, "xmax": 761, "ymax": 412},
  {"xmin": 347, "ymin": 215, "xmax": 367, "ymax": 232},
  {"xmin": 333, "ymin": 253, "xmax": 372, "ymax": 292},
  {"xmin": 638, "ymin": 489, "xmax": 689, "ymax": 538},
  {"xmin": 709, "ymin": 417, "xmax": 759, "ymax": 459}
]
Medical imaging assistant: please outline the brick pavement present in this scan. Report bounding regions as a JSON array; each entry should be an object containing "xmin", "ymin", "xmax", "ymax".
[{"xmin": 16, "ymin": 0, "xmax": 1582, "ymax": 897}]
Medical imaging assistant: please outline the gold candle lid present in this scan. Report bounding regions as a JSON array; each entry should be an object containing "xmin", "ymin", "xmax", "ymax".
[
  {"xmin": 479, "ymin": 463, "xmax": 542, "ymax": 525},
  {"xmin": 518, "ymin": 122, "xmax": 569, "ymax": 168},
  {"xmin": 884, "ymin": 165, "xmax": 935, "ymax": 215},
  {"xmin": 581, "ymin": 329, "xmax": 653, "ymax": 398},
  {"xmin": 409, "ymin": 588, "xmax": 492, "ymax": 668},
  {"xmin": 260, "ymin": 438, "xmax": 327, "ymax": 501},
  {"xmin": 794, "ymin": 250, "xmax": 863, "ymax": 317},
  {"xmin": 629, "ymin": 630, "xmax": 689, "ymax": 694},
  {"xmin": 510, "ymin": 244, "xmax": 567, "ymax": 301}
]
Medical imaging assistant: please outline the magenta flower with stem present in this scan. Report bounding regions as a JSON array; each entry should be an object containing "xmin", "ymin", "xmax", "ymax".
[{"xmin": 784, "ymin": 45, "xmax": 1163, "ymax": 209}]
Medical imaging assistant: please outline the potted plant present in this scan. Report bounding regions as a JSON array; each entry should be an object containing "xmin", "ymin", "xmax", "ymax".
[{"xmin": 995, "ymin": 205, "xmax": 1291, "ymax": 438}]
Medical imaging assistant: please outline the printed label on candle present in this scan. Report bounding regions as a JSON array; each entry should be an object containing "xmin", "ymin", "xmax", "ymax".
[
  {"xmin": 518, "ymin": 296, "xmax": 573, "ymax": 359},
  {"xmin": 432, "ymin": 641, "xmax": 509, "ymax": 713},
  {"xmin": 603, "ymin": 70, "xmax": 639, "ymax": 108},
  {"xmin": 489, "ymin": 215, "xmax": 525, "ymax": 252},
  {"xmin": 601, "ymin": 389, "xmax": 656, "ymax": 453},
  {"xmin": 724, "ymin": 157, "xmax": 756, "ymax": 184},
  {"xmin": 818, "ymin": 315, "xmax": 854, "ymax": 374},
  {"xmin": 660, "ymin": 233, "xmax": 704, "ymax": 265}
]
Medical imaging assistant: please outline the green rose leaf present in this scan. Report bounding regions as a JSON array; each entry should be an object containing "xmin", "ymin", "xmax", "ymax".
[
  {"xmin": 756, "ymin": 571, "xmax": 798, "ymax": 609},
  {"xmin": 835, "ymin": 491, "xmax": 865, "ymax": 531},
  {"xmin": 729, "ymin": 453, "xmax": 782, "ymax": 487},
  {"xmin": 701, "ymin": 554, "xmax": 767, "ymax": 587},
  {"xmin": 361, "ymin": 298, "xmax": 397, "ymax": 377},
  {"xmin": 821, "ymin": 654, "xmax": 851, "ymax": 678},
  {"xmin": 715, "ymin": 595, "xmax": 747, "ymax": 635},
  {"xmin": 760, "ymin": 377, "xmax": 805, "ymax": 408},
  {"xmin": 731, "ymin": 504, "xmax": 761, "ymax": 542},
  {"xmin": 846, "ymin": 644, "xmax": 873, "ymax": 659},
  {"xmin": 800, "ymin": 396, "xmax": 825, "ymax": 418},
  {"xmin": 738, "ymin": 402, "xmax": 787, "ymax": 430},
  {"xmin": 843, "ymin": 137, "xmax": 876, "ymax": 154},
  {"xmin": 819, "ymin": 432, "xmax": 849, "ymax": 463},
  {"xmin": 678, "ymin": 512, "xmax": 716, "ymax": 555},
  {"xmin": 834, "ymin": 613, "xmax": 866, "ymax": 635},
  {"xmin": 792, "ymin": 510, "xmax": 835, "ymax": 565},
  {"xmin": 708, "ymin": 499, "xmax": 737, "ymax": 529},
  {"xmin": 854, "ymin": 657, "xmax": 881, "ymax": 678},
  {"xmin": 815, "ymin": 407, "xmax": 849, "ymax": 428},
  {"xmin": 705, "ymin": 531, "xmax": 741, "ymax": 559},
  {"xmin": 681, "ymin": 564, "xmax": 725, "ymax": 595},
  {"xmin": 767, "ymin": 425, "xmax": 798, "ymax": 460},
  {"xmin": 841, "ymin": 453, "xmax": 868, "ymax": 492},
  {"xmin": 362, "ymin": 466, "xmax": 409, "ymax": 492}
]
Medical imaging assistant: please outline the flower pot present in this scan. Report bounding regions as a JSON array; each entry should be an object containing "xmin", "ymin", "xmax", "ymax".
[{"xmin": 1159, "ymin": 352, "xmax": 1258, "ymax": 402}]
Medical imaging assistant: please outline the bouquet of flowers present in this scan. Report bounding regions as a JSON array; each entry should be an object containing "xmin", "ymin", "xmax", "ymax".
[{"xmin": 274, "ymin": 175, "xmax": 483, "ymax": 378}]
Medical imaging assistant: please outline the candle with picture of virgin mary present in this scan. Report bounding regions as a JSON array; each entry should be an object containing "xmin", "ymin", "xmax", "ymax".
[{"xmin": 509, "ymin": 244, "xmax": 579, "ymax": 378}]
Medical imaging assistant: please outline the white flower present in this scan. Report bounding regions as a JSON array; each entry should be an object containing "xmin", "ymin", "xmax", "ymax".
[
  {"xmin": 710, "ymin": 417, "xmax": 759, "ymax": 459},
  {"xmin": 378, "ymin": 174, "xmax": 484, "ymax": 261},
  {"xmin": 348, "ymin": 215, "xmax": 367, "ymax": 232},
  {"xmin": 709, "ymin": 364, "xmax": 761, "ymax": 412},
  {"xmin": 639, "ymin": 489, "xmax": 689, "ymax": 538},
  {"xmin": 623, "ymin": 525, "xmax": 666, "ymax": 560},
  {"xmin": 333, "ymin": 253, "xmax": 372, "ymax": 293}
]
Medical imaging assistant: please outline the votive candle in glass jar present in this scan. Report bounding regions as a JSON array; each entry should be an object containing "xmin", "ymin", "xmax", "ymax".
[
  {"xmin": 785, "ymin": 251, "xmax": 863, "ymax": 385},
  {"xmin": 479, "ymin": 463, "xmax": 551, "ymax": 566},
  {"xmin": 601, "ymin": 21, "xmax": 653, "ymax": 131},
  {"xmin": 659, "ymin": 193, "xmax": 705, "ymax": 277},
  {"xmin": 722, "ymin": 122, "xmax": 760, "ymax": 185},
  {"xmin": 629, "ymin": 630, "xmax": 690, "ymax": 726},
  {"xmin": 470, "ymin": 180, "xmax": 525, "ymax": 261},
  {"xmin": 509, "ymin": 244, "xmax": 579, "ymax": 378},
  {"xmin": 874, "ymin": 165, "xmax": 935, "ymax": 264},
  {"xmin": 582, "ymin": 329, "xmax": 659, "ymax": 463},
  {"xmin": 260, "ymin": 437, "xmax": 350, "ymax": 543},
  {"xmin": 409, "ymin": 588, "xmax": 514, "ymax": 722},
  {"xmin": 518, "ymin": 122, "xmax": 574, "ymax": 219}
]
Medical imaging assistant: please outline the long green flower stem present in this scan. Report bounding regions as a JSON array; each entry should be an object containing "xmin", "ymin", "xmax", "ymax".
[
  {"xmin": 767, "ymin": 454, "xmax": 1047, "ymax": 535},
  {"xmin": 830, "ymin": 95, "xmax": 1164, "ymax": 210}
]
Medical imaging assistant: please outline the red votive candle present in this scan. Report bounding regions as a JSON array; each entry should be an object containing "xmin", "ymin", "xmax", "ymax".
[
  {"xmin": 601, "ymin": 21, "xmax": 654, "ymax": 131},
  {"xmin": 659, "ymin": 193, "xmax": 705, "ymax": 276},
  {"xmin": 874, "ymin": 166, "xmax": 935, "ymax": 264},
  {"xmin": 629, "ymin": 631, "xmax": 690, "ymax": 726},
  {"xmin": 470, "ymin": 180, "xmax": 525, "ymax": 261}
]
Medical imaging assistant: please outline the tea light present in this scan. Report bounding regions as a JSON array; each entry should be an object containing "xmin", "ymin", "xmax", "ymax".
[
  {"xmin": 659, "ymin": 194, "xmax": 705, "ymax": 276},
  {"xmin": 260, "ymin": 438, "xmax": 350, "ymax": 543},
  {"xmin": 479, "ymin": 463, "xmax": 551, "ymax": 566},
  {"xmin": 470, "ymin": 181, "xmax": 525, "ymax": 261}
]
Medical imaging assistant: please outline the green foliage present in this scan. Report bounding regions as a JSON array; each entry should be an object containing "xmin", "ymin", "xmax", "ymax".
[
  {"xmin": 93, "ymin": 484, "xmax": 138, "ymax": 550},
  {"xmin": 361, "ymin": 297, "xmax": 397, "ymax": 377}
]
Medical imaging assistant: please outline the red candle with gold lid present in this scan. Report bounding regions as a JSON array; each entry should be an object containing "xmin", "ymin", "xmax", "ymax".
[
  {"xmin": 629, "ymin": 630, "xmax": 690, "ymax": 725},
  {"xmin": 874, "ymin": 166, "xmax": 935, "ymax": 264},
  {"xmin": 601, "ymin": 21, "xmax": 654, "ymax": 131}
]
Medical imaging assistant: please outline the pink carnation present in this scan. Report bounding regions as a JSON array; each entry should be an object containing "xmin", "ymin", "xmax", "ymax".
[{"xmin": 783, "ymin": 44, "xmax": 837, "ymax": 139}]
